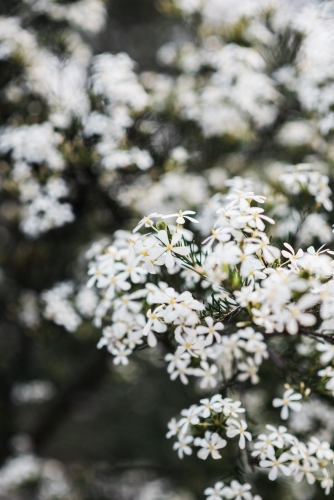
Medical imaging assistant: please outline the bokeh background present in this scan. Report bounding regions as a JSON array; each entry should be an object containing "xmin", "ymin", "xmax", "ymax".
[{"xmin": 1, "ymin": 0, "xmax": 333, "ymax": 499}]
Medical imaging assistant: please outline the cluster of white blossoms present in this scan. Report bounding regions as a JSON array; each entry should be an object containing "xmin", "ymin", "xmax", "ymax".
[
  {"xmin": 2, "ymin": 0, "xmax": 334, "ymax": 242},
  {"xmin": 41, "ymin": 282, "xmax": 98, "ymax": 332},
  {"xmin": 87, "ymin": 163, "xmax": 334, "ymax": 497},
  {"xmin": 167, "ymin": 389, "xmax": 334, "ymax": 497},
  {"xmin": 0, "ymin": 123, "xmax": 75, "ymax": 236},
  {"xmin": 143, "ymin": 0, "xmax": 334, "ymax": 149},
  {"xmin": 85, "ymin": 53, "xmax": 153, "ymax": 173},
  {"xmin": 3, "ymin": 1, "xmax": 334, "ymax": 499},
  {"xmin": 157, "ymin": 40, "xmax": 279, "ymax": 138},
  {"xmin": 23, "ymin": 0, "xmax": 107, "ymax": 34},
  {"xmin": 0, "ymin": 451, "xmax": 72, "ymax": 500},
  {"xmin": 279, "ymin": 163, "xmax": 333, "ymax": 212},
  {"xmin": 0, "ymin": 5, "xmax": 152, "ymax": 237},
  {"xmin": 166, "ymin": 394, "xmax": 250, "ymax": 459}
]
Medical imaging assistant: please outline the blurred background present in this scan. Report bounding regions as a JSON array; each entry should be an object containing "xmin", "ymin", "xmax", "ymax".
[{"xmin": 1, "ymin": 0, "xmax": 333, "ymax": 499}]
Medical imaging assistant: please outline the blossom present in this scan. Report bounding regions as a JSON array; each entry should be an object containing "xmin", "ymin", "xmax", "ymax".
[
  {"xmin": 194, "ymin": 431, "xmax": 227, "ymax": 460},
  {"xmin": 204, "ymin": 481, "xmax": 226, "ymax": 500},
  {"xmin": 198, "ymin": 395, "xmax": 224, "ymax": 418},
  {"xmin": 226, "ymin": 419, "xmax": 252, "ymax": 449},
  {"xmin": 259, "ymin": 451, "xmax": 292, "ymax": 480},
  {"xmin": 281, "ymin": 243, "xmax": 304, "ymax": 267},
  {"xmin": 194, "ymin": 361, "xmax": 218, "ymax": 389},
  {"xmin": 111, "ymin": 345, "xmax": 132, "ymax": 365},
  {"xmin": 132, "ymin": 212, "xmax": 163, "ymax": 233},
  {"xmin": 173, "ymin": 434, "xmax": 193, "ymax": 459},
  {"xmin": 155, "ymin": 230, "xmax": 190, "ymax": 267},
  {"xmin": 317, "ymin": 342, "xmax": 334, "ymax": 364},
  {"xmin": 223, "ymin": 480, "xmax": 252, "ymax": 500},
  {"xmin": 178, "ymin": 405, "xmax": 201, "ymax": 433},
  {"xmin": 165, "ymin": 350, "xmax": 190, "ymax": 372},
  {"xmin": 272, "ymin": 388, "xmax": 303, "ymax": 420},
  {"xmin": 221, "ymin": 399, "xmax": 245, "ymax": 418},
  {"xmin": 175, "ymin": 330, "xmax": 206, "ymax": 356},
  {"xmin": 226, "ymin": 190, "xmax": 266, "ymax": 210},
  {"xmin": 321, "ymin": 470, "xmax": 333, "ymax": 496},
  {"xmin": 266, "ymin": 425, "xmax": 296, "ymax": 446},
  {"xmin": 237, "ymin": 358, "xmax": 259, "ymax": 384},
  {"xmin": 143, "ymin": 308, "xmax": 167, "ymax": 347},
  {"xmin": 196, "ymin": 316, "xmax": 224, "ymax": 345},
  {"xmin": 163, "ymin": 210, "xmax": 199, "ymax": 225},
  {"xmin": 169, "ymin": 359, "xmax": 193, "ymax": 385},
  {"xmin": 166, "ymin": 418, "xmax": 180, "ymax": 439}
]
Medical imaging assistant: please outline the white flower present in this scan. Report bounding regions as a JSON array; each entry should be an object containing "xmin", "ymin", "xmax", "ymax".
[
  {"xmin": 198, "ymin": 395, "xmax": 223, "ymax": 418},
  {"xmin": 221, "ymin": 399, "xmax": 245, "ymax": 418},
  {"xmin": 265, "ymin": 425, "xmax": 296, "ymax": 446},
  {"xmin": 178, "ymin": 405, "xmax": 201, "ymax": 433},
  {"xmin": 143, "ymin": 308, "xmax": 167, "ymax": 347},
  {"xmin": 173, "ymin": 434, "xmax": 193, "ymax": 459},
  {"xmin": 285, "ymin": 294, "xmax": 317, "ymax": 335},
  {"xmin": 194, "ymin": 361, "xmax": 218, "ymax": 389},
  {"xmin": 237, "ymin": 358, "xmax": 259, "ymax": 384},
  {"xmin": 169, "ymin": 359, "xmax": 193, "ymax": 385},
  {"xmin": 111, "ymin": 345, "xmax": 132, "ymax": 365},
  {"xmin": 101, "ymin": 272, "xmax": 131, "ymax": 300},
  {"xmin": 133, "ymin": 239, "xmax": 161, "ymax": 274},
  {"xmin": 244, "ymin": 236, "xmax": 280, "ymax": 264},
  {"xmin": 114, "ymin": 259, "xmax": 147, "ymax": 283},
  {"xmin": 317, "ymin": 342, "xmax": 334, "ymax": 364},
  {"xmin": 281, "ymin": 243, "xmax": 304, "ymax": 267},
  {"xmin": 321, "ymin": 469, "xmax": 333, "ymax": 496},
  {"xmin": 308, "ymin": 437, "xmax": 333, "ymax": 460},
  {"xmin": 226, "ymin": 419, "xmax": 252, "ymax": 449},
  {"xmin": 175, "ymin": 330, "xmax": 206, "ymax": 357},
  {"xmin": 251, "ymin": 438, "xmax": 275, "ymax": 461},
  {"xmin": 163, "ymin": 210, "xmax": 199, "ymax": 225},
  {"xmin": 294, "ymin": 462, "xmax": 318, "ymax": 485},
  {"xmin": 272, "ymin": 388, "xmax": 302, "ymax": 420},
  {"xmin": 155, "ymin": 230, "xmax": 190, "ymax": 268},
  {"xmin": 259, "ymin": 451, "xmax": 292, "ymax": 480},
  {"xmin": 204, "ymin": 481, "xmax": 226, "ymax": 500},
  {"xmin": 226, "ymin": 190, "xmax": 266, "ymax": 210},
  {"xmin": 133, "ymin": 213, "xmax": 163, "ymax": 233},
  {"xmin": 196, "ymin": 316, "xmax": 224, "ymax": 345},
  {"xmin": 165, "ymin": 351, "xmax": 191, "ymax": 373},
  {"xmin": 194, "ymin": 431, "xmax": 227, "ymax": 460},
  {"xmin": 166, "ymin": 418, "xmax": 180, "ymax": 439},
  {"xmin": 243, "ymin": 206, "xmax": 275, "ymax": 231},
  {"xmin": 223, "ymin": 480, "xmax": 252, "ymax": 500}
]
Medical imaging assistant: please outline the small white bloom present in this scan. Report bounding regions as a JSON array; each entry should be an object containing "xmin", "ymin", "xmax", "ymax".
[
  {"xmin": 204, "ymin": 481, "xmax": 226, "ymax": 500},
  {"xmin": 194, "ymin": 431, "xmax": 226, "ymax": 460},
  {"xmin": 272, "ymin": 388, "xmax": 302, "ymax": 420},
  {"xmin": 173, "ymin": 434, "xmax": 193, "ymax": 459},
  {"xmin": 194, "ymin": 361, "xmax": 218, "ymax": 389},
  {"xmin": 163, "ymin": 210, "xmax": 199, "ymax": 225},
  {"xmin": 259, "ymin": 451, "xmax": 292, "ymax": 480},
  {"xmin": 156, "ymin": 230, "xmax": 190, "ymax": 268},
  {"xmin": 226, "ymin": 419, "xmax": 252, "ymax": 449},
  {"xmin": 196, "ymin": 316, "xmax": 224, "ymax": 345},
  {"xmin": 133, "ymin": 213, "xmax": 163, "ymax": 233}
]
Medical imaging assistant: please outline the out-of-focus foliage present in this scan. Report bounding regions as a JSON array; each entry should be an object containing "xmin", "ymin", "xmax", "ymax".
[{"xmin": 1, "ymin": 0, "xmax": 334, "ymax": 499}]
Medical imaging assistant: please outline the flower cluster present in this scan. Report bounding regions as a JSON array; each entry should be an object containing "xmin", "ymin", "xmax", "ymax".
[
  {"xmin": 24, "ymin": 0, "xmax": 107, "ymax": 34},
  {"xmin": 166, "ymin": 394, "xmax": 250, "ymax": 459},
  {"xmin": 0, "ymin": 5, "xmax": 152, "ymax": 237},
  {"xmin": 253, "ymin": 425, "xmax": 334, "ymax": 494},
  {"xmin": 41, "ymin": 281, "xmax": 98, "ymax": 333},
  {"xmin": 87, "ymin": 174, "xmax": 334, "ymax": 497}
]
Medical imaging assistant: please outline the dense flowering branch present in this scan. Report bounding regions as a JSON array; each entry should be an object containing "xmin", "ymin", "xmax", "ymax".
[{"xmin": 86, "ymin": 164, "xmax": 334, "ymax": 497}]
